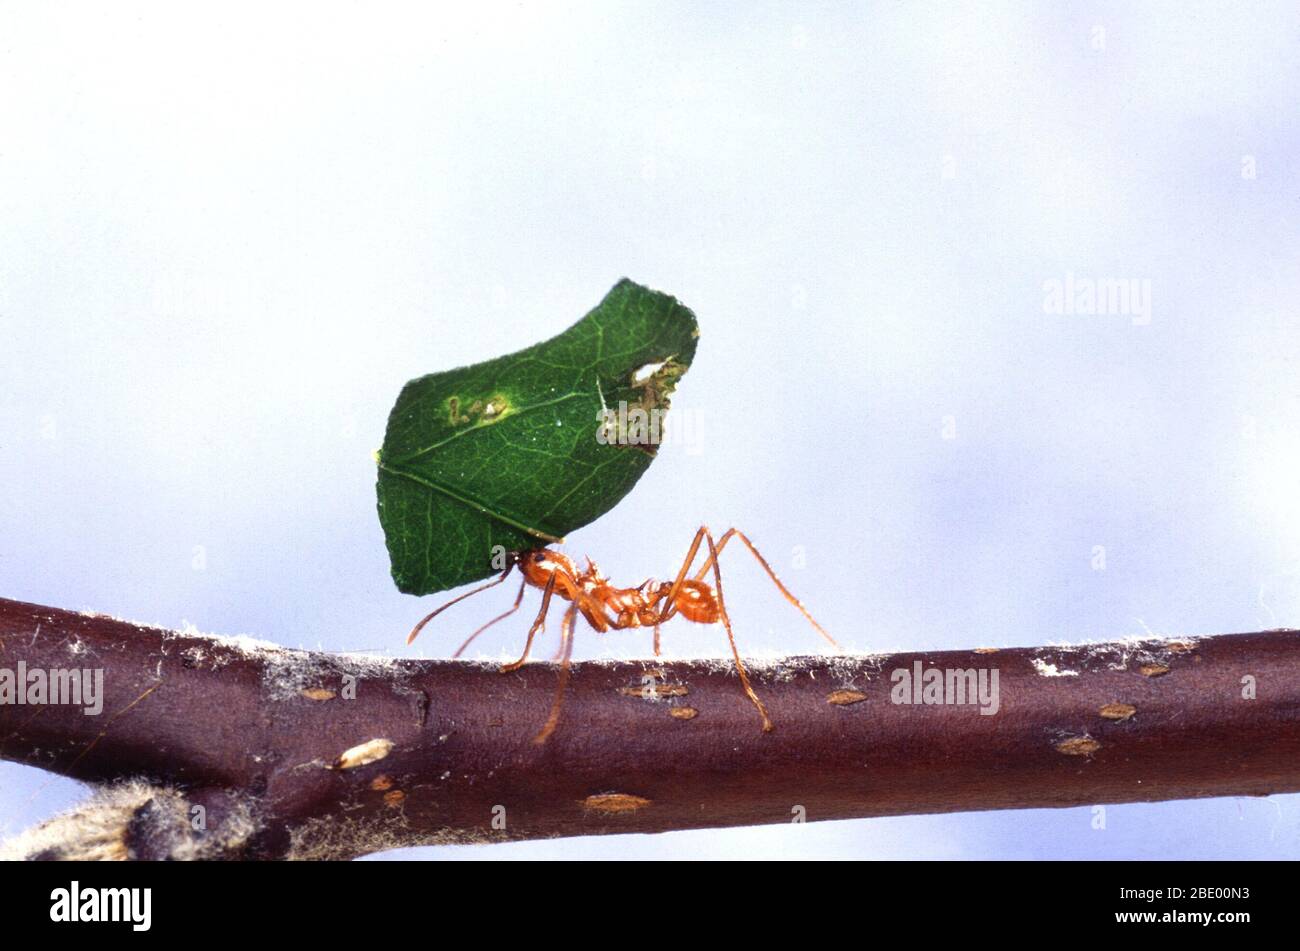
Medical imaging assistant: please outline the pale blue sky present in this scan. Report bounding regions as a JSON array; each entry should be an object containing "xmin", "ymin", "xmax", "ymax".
[{"xmin": 2, "ymin": 1, "xmax": 1298, "ymax": 858}]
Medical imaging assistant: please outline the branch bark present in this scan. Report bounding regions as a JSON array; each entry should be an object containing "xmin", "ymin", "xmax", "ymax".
[{"xmin": 2, "ymin": 596, "xmax": 1298, "ymax": 860}]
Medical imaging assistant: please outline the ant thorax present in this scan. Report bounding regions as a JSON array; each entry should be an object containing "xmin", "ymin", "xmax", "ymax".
[{"xmin": 591, "ymin": 582, "xmax": 651, "ymax": 618}]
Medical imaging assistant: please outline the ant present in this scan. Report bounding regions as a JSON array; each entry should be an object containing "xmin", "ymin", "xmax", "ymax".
[{"xmin": 407, "ymin": 526, "xmax": 838, "ymax": 744}]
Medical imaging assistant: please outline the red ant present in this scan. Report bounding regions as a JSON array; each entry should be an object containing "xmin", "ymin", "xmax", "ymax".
[{"xmin": 407, "ymin": 526, "xmax": 838, "ymax": 744}]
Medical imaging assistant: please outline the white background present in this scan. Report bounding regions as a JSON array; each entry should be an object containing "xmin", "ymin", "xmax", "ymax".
[{"xmin": 2, "ymin": 1, "xmax": 1298, "ymax": 859}]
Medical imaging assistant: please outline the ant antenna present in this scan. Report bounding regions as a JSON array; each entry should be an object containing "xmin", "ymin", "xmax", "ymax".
[
  {"xmin": 452, "ymin": 577, "xmax": 527, "ymax": 657},
  {"xmin": 407, "ymin": 563, "xmax": 515, "ymax": 645}
]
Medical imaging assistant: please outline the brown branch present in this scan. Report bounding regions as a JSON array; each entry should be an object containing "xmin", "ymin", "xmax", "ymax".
[{"xmin": 2, "ymin": 596, "xmax": 1298, "ymax": 860}]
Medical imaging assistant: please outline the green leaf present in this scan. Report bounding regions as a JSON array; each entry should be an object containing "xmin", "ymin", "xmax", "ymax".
[{"xmin": 376, "ymin": 278, "xmax": 700, "ymax": 595}]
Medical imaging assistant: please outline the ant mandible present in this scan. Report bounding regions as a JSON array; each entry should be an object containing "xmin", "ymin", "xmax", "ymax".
[{"xmin": 407, "ymin": 526, "xmax": 839, "ymax": 744}]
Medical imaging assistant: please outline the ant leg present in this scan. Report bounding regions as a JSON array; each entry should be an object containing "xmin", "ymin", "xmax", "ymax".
[
  {"xmin": 693, "ymin": 529, "xmax": 840, "ymax": 650},
  {"xmin": 691, "ymin": 528, "xmax": 733, "ymax": 579},
  {"xmin": 407, "ymin": 565, "xmax": 513, "ymax": 645},
  {"xmin": 453, "ymin": 576, "xmax": 527, "ymax": 658},
  {"xmin": 705, "ymin": 528, "xmax": 774, "ymax": 733},
  {"xmin": 500, "ymin": 572, "xmax": 558, "ymax": 673},
  {"xmin": 656, "ymin": 525, "xmax": 710, "ymax": 632},
  {"xmin": 533, "ymin": 600, "xmax": 579, "ymax": 745},
  {"xmin": 550, "ymin": 593, "xmax": 609, "ymax": 660}
]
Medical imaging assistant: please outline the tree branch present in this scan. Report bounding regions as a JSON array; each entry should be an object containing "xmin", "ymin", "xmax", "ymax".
[{"xmin": 2, "ymin": 596, "xmax": 1297, "ymax": 859}]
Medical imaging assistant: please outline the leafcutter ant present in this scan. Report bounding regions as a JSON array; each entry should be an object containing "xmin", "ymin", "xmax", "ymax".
[{"xmin": 407, "ymin": 526, "xmax": 838, "ymax": 744}]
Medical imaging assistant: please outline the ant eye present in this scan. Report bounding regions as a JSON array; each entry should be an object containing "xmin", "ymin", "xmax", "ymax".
[{"xmin": 532, "ymin": 552, "xmax": 545, "ymax": 563}]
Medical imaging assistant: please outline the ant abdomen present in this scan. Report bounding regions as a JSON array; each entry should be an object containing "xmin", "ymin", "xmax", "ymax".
[{"xmin": 670, "ymin": 579, "xmax": 719, "ymax": 624}]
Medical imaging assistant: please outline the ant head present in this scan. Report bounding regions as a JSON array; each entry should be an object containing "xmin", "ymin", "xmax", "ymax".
[
  {"xmin": 519, "ymin": 548, "xmax": 579, "ymax": 587},
  {"xmin": 515, "ymin": 549, "xmax": 550, "ymax": 575}
]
